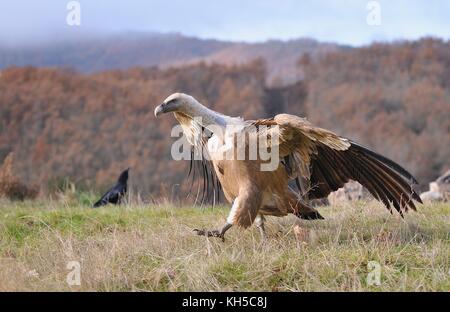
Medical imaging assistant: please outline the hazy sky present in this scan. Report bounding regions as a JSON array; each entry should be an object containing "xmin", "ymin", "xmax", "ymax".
[{"xmin": 1, "ymin": 0, "xmax": 449, "ymax": 46}]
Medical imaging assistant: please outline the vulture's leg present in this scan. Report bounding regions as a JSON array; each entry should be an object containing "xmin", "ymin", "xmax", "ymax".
[
  {"xmin": 194, "ymin": 191, "xmax": 261, "ymax": 241},
  {"xmin": 254, "ymin": 215, "xmax": 266, "ymax": 239},
  {"xmin": 194, "ymin": 199, "xmax": 239, "ymax": 241},
  {"xmin": 298, "ymin": 176, "xmax": 310, "ymax": 201},
  {"xmin": 295, "ymin": 203, "xmax": 324, "ymax": 220},
  {"xmin": 194, "ymin": 223, "xmax": 232, "ymax": 242},
  {"xmin": 288, "ymin": 191, "xmax": 324, "ymax": 220}
]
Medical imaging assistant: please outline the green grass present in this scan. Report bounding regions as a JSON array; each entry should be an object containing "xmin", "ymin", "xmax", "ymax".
[{"xmin": 0, "ymin": 198, "xmax": 448, "ymax": 291}]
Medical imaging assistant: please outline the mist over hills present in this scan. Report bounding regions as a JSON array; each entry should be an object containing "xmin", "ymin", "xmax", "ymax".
[{"xmin": 0, "ymin": 33, "xmax": 344, "ymax": 85}]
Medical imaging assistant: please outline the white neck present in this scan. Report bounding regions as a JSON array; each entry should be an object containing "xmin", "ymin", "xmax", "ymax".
[{"xmin": 185, "ymin": 100, "xmax": 243, "ymax": 130}]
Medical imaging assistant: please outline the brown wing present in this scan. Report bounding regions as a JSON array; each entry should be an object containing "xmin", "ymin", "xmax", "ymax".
[{"xmin": 256, "ymin": 114, "xmax": 422, "ymax": 215}]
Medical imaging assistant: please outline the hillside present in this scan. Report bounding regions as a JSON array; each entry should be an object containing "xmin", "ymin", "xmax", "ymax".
[
  {"xmin": 0, "ymin": 61, "xmax": 307, "ymax": 195},
  {"xmin": 171, "ymin": 38, "xmax": 343, "ymax": 85},
  {"xmin": 0, "ymin": 33, "xmax": 342, "ymax": 85},
  {"xmin": 0, "ymin": 33, "xmax": 231, "ymax": 73},
  {"xmin": 302, "ymin": 38, "xmax": 450, "ymax": 186}
]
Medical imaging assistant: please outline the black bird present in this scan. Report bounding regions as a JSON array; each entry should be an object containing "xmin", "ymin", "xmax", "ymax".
[{"xmin": 93, "ymin": 168, "xmax": 129, "ymax": 208}]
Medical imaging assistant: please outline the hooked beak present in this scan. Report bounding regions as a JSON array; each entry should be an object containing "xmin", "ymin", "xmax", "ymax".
[{"xmin": 154, "ymin": 104, "xmax": 165, "ymax": 117}]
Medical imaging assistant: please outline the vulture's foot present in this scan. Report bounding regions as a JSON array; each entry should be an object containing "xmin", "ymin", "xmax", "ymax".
[
  {"xmin": 193, "ymin": 223, "xmax": 232, "ymax": 242},
  {"xmin": 194, "ymin": 229, "xmax": 225, "ymax": 241}
]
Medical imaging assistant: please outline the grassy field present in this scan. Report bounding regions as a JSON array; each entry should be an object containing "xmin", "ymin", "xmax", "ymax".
[{"xmin": 0, "ymin": 197, "xmax": 448, "ymax": 291}]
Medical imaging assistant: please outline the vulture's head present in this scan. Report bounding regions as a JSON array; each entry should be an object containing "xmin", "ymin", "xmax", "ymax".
[
  {"xmin": 155, "ymin": 93, "xmax": 237, "ymax": 129},
  {"xmin": 154, "ymin": 93, "xmax": 203, "ymax": 118}
]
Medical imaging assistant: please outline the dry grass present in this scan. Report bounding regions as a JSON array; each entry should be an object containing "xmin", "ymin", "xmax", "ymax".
[
  {"xmin": 0, "ymin": 153, "xmax": 38, "ymax": 201},
  {"xmin": 0, "ymin": 198, "xmax": 448, "ymax": 291}
]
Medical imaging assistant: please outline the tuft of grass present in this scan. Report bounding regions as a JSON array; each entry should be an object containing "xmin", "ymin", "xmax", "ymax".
[
  {"xmin": 0, "ymin": 198, "xmax": 448, "ymax": 291},
  {"xmin": 0, "ymin": 153, "xmax": 39, "ymax": 201}
]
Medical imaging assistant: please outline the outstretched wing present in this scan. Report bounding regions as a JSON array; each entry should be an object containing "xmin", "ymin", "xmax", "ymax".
[{"xmin": 255, "ymin": 113, "xmax": 422, "ymax": 215}]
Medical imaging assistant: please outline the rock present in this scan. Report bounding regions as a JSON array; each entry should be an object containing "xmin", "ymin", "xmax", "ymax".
[
  {"xmin": 327, "ymin": 180, "xmax": 369, "ymax": 205},
  {"xmin": 420, "ymin": 190, "xmax": 443, "ymax": 202},
  {"xmin": 26, "ymin": 269, "xmax": 40, "ymax": 278},
  {"xmin": 436, "ymin": 169, "xmax": 450, "ymax": 200},
  {"xmin": 293, "ymin": 224, "xmax": 309, "ymax": 243},
  {"xmin": 420, "ymin": 170, "xmax": 450, "ymax": 202}
]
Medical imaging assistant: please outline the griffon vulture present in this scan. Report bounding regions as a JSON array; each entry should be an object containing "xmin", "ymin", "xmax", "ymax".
[{"xmin": 154, "ymin": 93, "xmax": 421, "ymax": 240}]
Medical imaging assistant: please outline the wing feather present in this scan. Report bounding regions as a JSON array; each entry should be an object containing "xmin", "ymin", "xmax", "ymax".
[{"xmin": 256, "ymin": 113, "xmax": 421, "ymax": 214}]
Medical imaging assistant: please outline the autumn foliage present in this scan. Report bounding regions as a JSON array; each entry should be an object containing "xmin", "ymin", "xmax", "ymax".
[{"xmin": 302, "ymin": 38, "xmax": 450, "ymax": 187}]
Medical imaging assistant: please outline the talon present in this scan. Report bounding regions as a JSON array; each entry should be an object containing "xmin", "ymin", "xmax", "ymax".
[
  {"xmin": 210, "ymin": 230, "xmax": 225, "ymax": 242},
  {"xmin": 193, "ymin": 229, "xmax": 225, "ymax": 241},
  {"xmin": 208, "ymin": 230, "xmax": 220, "ymax": 237},
  {"xmin": 193, "ymin": 229, "xmax": 205, "ymax": 236}
]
